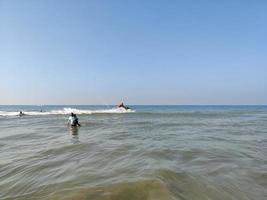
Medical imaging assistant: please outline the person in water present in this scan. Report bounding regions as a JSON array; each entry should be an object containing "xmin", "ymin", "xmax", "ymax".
[
  {"xmin": 19, "ymin": 111, "xmax": 24, "ymax": 117},
  {"xmin": 68, "ymin": 113, "xmax": 81, "ymax": 127}
]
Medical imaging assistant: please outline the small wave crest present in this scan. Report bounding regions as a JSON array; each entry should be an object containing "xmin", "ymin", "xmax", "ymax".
[{"xmin": 0, "ymin": 107, "xmax": 135, "ymax": 116}]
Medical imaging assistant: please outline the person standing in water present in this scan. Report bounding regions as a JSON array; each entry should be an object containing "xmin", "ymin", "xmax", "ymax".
[{"xmin": 68, "ymin": 113, "xmax": 81, "ymax": 127}]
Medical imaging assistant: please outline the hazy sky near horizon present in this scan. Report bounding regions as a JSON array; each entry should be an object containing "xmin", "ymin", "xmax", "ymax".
[{"xmin": 0, "ymin": 0, "xmax": 266, "ymax": 105}]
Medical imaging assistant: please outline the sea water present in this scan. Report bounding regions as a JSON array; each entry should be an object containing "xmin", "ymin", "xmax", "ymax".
[{"xmin": 0, "ymin": 105, "xmax": 266, "ymax": 200}]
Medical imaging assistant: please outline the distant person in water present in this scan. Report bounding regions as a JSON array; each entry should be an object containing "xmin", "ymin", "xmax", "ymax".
[
  {"xmin": 19, "ymin": 111, "xmax": 24, "ymax": 117},
  {"xmin": 117, "ymin": 102, "xmax": 130, "ymax": 110},
  {"xmin": 68, "ymin": 112, "xmax": 81, "ymax": 127}
]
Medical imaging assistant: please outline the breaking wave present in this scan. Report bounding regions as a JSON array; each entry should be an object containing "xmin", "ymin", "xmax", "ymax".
[{"xmin": 0, "ymin": 107, "xmax": 135, "ymax": 116}]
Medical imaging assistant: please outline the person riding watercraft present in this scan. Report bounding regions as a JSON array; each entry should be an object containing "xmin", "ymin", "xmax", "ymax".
[
  {"xmin": 68, "ymin": 113, "xmax": 81, "ymax": 127},
  {"xmin": 117, "ymin": 102, "xmax": 130, "ymax": 110}
]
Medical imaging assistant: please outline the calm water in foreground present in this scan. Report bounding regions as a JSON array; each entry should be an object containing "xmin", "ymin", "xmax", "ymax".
[{"xmin": 0, "ymin": 105, "xmax": 266, "ymax": 200}]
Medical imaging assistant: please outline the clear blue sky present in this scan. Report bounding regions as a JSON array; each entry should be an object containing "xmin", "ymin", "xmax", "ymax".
[{"xmin": 0, "ymin": 0, "xmax": 266, "ymax": 105}]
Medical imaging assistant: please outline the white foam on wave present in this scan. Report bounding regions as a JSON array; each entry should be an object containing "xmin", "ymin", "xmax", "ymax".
[
  {"xmin": 0, "ymin": 111, "xmax": 20, "ymax": 116},
  {"xmin": 62, "ymin": 107, "xmax": 135, "ymax": 114},
  {"xmin": 0, "ymin": 107, "xmax": 135, "ymax": 116}
]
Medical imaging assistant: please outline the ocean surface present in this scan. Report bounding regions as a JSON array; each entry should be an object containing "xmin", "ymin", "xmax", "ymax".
[{"xmin": 0, "ymin": 105, "xmax": 266, "ymax": 200}]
